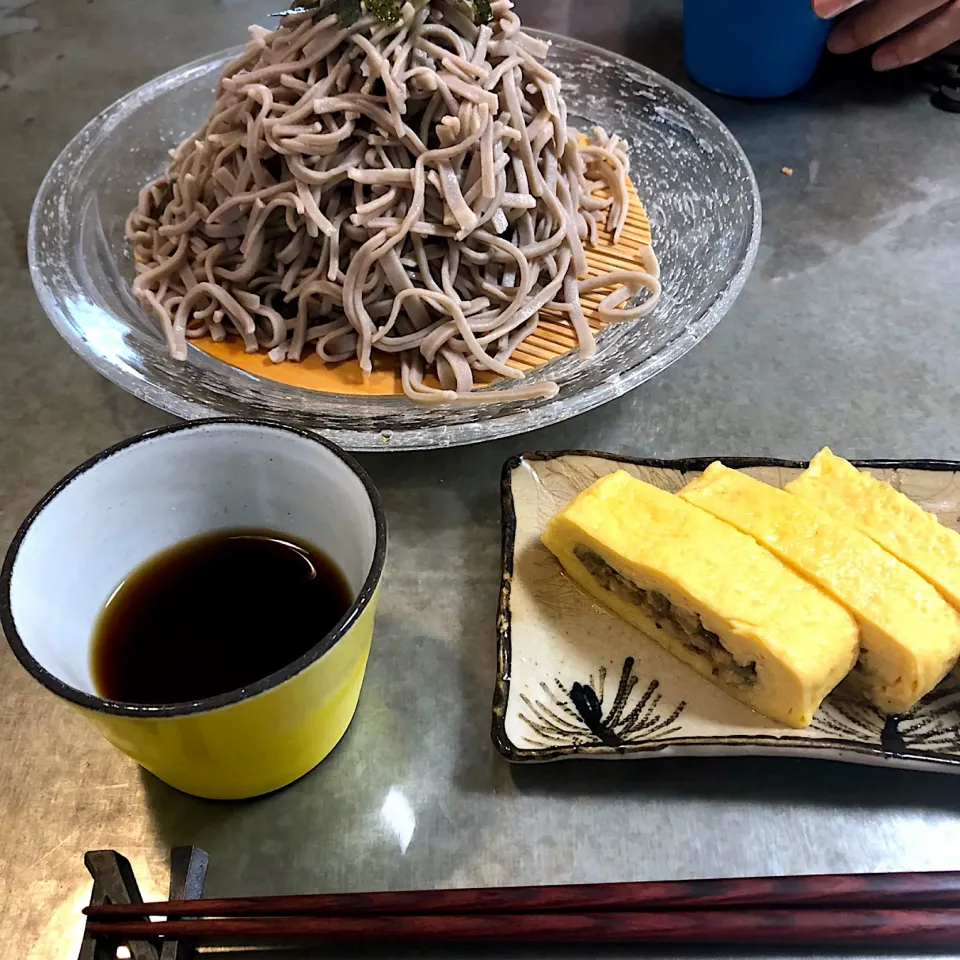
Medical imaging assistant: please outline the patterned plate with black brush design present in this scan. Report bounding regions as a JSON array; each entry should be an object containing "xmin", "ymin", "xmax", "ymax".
[{"xmin": 494, "ymin": 452, "xmax": 960, "ymax": 771}]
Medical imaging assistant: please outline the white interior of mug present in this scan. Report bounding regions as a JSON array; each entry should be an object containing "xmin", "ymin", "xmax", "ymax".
[{"xmin": 6, "ymin": 422, "xmax": 378, "ymax": 696}]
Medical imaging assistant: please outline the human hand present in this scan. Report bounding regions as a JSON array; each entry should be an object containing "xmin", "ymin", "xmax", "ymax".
[{"xmin": 812, "ymin": 0, "xmax": 960, "ymax": 71}]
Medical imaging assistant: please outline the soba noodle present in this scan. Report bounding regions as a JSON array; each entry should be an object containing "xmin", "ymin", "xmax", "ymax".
[{"xmin": 126, "ymin": 0, "xmax": 662, "ymax": 403}]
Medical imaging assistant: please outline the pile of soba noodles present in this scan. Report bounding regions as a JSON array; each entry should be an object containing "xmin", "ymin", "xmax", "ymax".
[{"xmin": 127, "ymin": 0, "xmax": 661, "ymax": 403}]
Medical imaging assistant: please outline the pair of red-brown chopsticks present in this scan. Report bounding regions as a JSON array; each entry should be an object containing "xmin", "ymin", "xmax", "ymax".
[{"xmin": 84, "ymin": 870, "xmax": 960, "ymax": 946}]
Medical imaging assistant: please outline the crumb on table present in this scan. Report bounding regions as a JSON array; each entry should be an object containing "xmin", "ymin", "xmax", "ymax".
[{"xmin": 781, "ymin": 166, "xmax": 794, "ymax": 176}]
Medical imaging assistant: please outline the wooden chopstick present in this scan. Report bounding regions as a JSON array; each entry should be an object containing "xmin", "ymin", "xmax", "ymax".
[
  {"xmin": 84, "ymin": 908, "xmax": 960, "ymax": 946},
  {"xmin": 84, "ymin": 870, "xmax": 960, "ymax": 920}
]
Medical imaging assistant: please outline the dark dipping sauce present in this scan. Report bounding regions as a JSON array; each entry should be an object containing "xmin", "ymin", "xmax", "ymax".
[{"xmin": 91, "ymin": 529, "xmax": 353, "ymax": 705}]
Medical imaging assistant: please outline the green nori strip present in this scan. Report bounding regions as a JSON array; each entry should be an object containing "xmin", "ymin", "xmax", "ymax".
[
  {"xmin": 367, "ymin": 0, "xmax": 401, "ymax": 23},
  {"xmin": 308, "ymin": 0, "xmax": 331, "ymax": 22},
  {"xmin": 280, "ymin": 0, "xmax": 402, "ymax": 26},
  {"xmin": 305, "ymin": 0, "xmax": 332, "ymax": 23},
  {"xmin": 283, "ymin": 0, "xmax": 491, "ymax": 29},
  {"xmin": 336, "ymin": 0, "xmax": 362, "ymax": 23}
]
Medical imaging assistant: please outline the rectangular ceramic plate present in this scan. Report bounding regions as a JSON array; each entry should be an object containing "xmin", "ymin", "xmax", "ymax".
[{"xmin": 494, "ymin": 453, "xmax": 960, "ymax": 772}]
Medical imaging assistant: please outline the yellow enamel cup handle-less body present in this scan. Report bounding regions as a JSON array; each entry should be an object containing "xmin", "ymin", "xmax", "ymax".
[
  {"xmin": 1, "ymin": 420, "xmax": 387, "ymax": 800},
  {"xmin": 82, "ymin": 593, "xmax": 378, "ymax": 799}
]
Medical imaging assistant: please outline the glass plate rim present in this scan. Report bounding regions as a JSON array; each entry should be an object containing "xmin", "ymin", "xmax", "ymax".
[{"xmin": 28, "ymin": 30, "xmax": 762, "ymax": 453}]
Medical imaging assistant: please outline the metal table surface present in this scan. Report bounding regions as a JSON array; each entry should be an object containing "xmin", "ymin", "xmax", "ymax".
[{"xmin": 1, "ymin": 1, "xmax": 959, "ymax": 958}]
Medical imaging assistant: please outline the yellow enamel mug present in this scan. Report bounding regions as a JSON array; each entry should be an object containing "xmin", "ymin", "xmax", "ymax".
[{"xmin": 0, "ymin": 419, "xmax": 386, "ymax": 800}]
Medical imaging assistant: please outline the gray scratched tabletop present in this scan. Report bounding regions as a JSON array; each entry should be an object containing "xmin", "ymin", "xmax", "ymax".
[{"xmin": 1, "ymin": 1, "xmax": 959, "ymax": 958}]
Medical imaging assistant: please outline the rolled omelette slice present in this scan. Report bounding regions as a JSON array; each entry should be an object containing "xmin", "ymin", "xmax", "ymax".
[
  {"xmin": 786, "ymin": 447, "xmax": 960, "ymax": 613},
  {"xmin": 541, "ymin": 470, "xmax": 859, "ymax": 729},
  {"xmin": 680, "ymin": 462, "xmax": 960, "ymax": 714}
]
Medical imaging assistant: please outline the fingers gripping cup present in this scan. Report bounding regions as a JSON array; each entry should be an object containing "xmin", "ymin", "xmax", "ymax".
[
  {"xmin": 0, "ymin": 420, "xmax": 386, "ymax": 800},
  {"xmin": 683, "ymin": 0, "xmax": 833, "ymax": 99}
]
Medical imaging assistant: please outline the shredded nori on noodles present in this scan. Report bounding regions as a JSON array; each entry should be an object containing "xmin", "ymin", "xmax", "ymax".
[
  {"xmin": 473, "ymin": 0, "xmax": 492, "ymax": 24},
  {"xmin": 317, "ymin": 0, "xmax": 361, "ymax": 24},
  {"xmin": 279, "ymin": 0, "xmax": 487, "ymax": 25},
  {"xmin": 366, "ymin": 0, "xmax": 402, "ymax": 22}
]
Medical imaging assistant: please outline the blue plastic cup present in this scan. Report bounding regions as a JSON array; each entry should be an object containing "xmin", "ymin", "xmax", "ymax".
[{"xmin": 683, "ymin": 0, "xmax": 833, "ymax": 99}]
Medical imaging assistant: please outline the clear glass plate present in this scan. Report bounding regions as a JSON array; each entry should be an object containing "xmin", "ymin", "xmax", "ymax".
[{"xmin": 28, "ymin": 33, "xmax": 760, "ymax": 452}]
